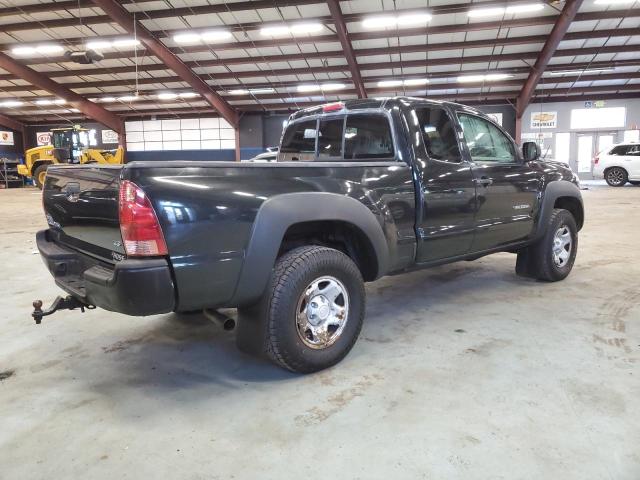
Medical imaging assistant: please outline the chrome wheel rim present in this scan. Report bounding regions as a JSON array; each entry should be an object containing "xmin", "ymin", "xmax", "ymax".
[
  {"xmin": 296, "ymin": 276, "xmax": 349, "ymax": 349},
  {"xmin": 552, "ymin": 225, "xmax": 572, "ymax": 268},
  {"xmin": 607, "ymin": 169, "xmax": 624, "ymax": 185}
]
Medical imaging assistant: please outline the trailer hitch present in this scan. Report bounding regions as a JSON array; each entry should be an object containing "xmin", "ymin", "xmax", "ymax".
[{"xmin": 31, "ymin": 296, "xmax": 95, "ymax": 325}]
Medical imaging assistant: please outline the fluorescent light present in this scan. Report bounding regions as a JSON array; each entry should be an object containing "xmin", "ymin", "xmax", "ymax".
[
  {"xmin": 548, "ymin": 68, "xmax": 615, "ymax": 75},
  {"xmin": 297, "ymin": 83, "xmax": 345, "ymax": 92},
  {"xmin": 36, "ymin": 44, "xmax": 64, "ymax": 54},
  {"xmin": 228, "ymin": 88, "xmax": 275, "ymax": 95},
  {"xmin": 378, "ymin": 80, "xmax": 403, "ymax": 87},
  {"xmin": 0, "ymin": 100, "xmax": 23, "ymax": 107},
  {"xmin": 119, "ymin": 95, "xmax": 140, "ymax": 101},
  {"xmin": 86, "ymin": 40, "xmax": 112, "ymax": 50},
  {"xmin": 506, "ymin": 3, "xmax": 545, "ymax": 13},
  {"xmin": 35, "ymin": 98, "xmax": 66, "ymax": 105},
  {"xmin": 178, "ymin": 92, "xmax": 199, "ymax": 98},
  {"xmin": 469, "ymin": 3, "xmax": 544, "ymax": 17},
  {"xmin": 396, "ymin": 13, "xmax": 433, "ymax": 26},
  {"xmin": 12, "ymin": 44, "xmax": 63, "ymax": 56},
  {"xmin": 297, "ymin": 84, "xmax": 322, "ymax": 92},
  {"xmin": 173, "ymin": 33, "xmax": 201, "ymax": 44},
  {"xmin": 261, "ymin": 25, "xmax": 293, "ymax": 36},
  {"xmin": 362, "ymin": 12, "xmax": 431, "ymax": 29},
  {"xmin": 362, "ymin": 15, "xmax": 397, "ymax": 29},
  {"xmin": 200, "ymin": 30, "xmax": 233, "ymax": 42},
  {"xmin": 290, "ymin": 23, "xmax": 324, "ymax": 34},
  {"xmin": 321, "ymin": 83, "xmax": 346, "ymax": 91},
  {"xmin": 158, "ymin": 92, "xmax": 178, "ymax": 100},
  {"xmin": 457, "ymin": 73, "xmax": 512, "ymax": 82},
  {"xmin": 403, "ymin": 78, "xmax": 429, "ymax": 86},
  {"xmin": 112, "ymin": 38, "xmax": 141, "ymax": 48},
  {"xmin": 86, "ymin": 38, "xmax": 140, "ymax": 50},
  {"xmin": 101, "ymin": 97, "xmax": 116, "ymax": 102}
]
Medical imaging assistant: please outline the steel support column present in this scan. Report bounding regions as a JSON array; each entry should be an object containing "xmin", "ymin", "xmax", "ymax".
[
  {"xmin": 326, "ymin": 0, "xmax": 367, "ymax": 98},
  {"xmin": 90, "ymin": 0, "xmax": 239, "ymax": 127}
]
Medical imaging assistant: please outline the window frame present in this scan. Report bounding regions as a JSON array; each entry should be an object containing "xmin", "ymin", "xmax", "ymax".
[
  {"xmin": 455, "ymin": 110, "xmax": 522, "ymax": 165},
  {"xmin": 277, "ymin": 109, "xmax": 399, "ymax": 163}
]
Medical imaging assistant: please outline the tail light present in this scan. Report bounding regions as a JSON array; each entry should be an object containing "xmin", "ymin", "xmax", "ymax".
[
  {"xmin": 593, "ymin": 154, "xmax": 600, "ymax": 165},
  {"xmin": 118, "ymin": 180, "xmax": 168, "ymax": 256}
]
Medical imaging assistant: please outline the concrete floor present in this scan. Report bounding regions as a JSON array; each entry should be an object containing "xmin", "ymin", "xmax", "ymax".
[{"xmin": 1, "ymin": 184, "xmax": 638, "ymax": 480}]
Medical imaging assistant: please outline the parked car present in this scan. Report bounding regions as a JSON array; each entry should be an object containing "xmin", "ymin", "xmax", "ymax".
[
  {"xmin": 34, "ymin": 98, "xmax": 584, "ymax": 373},
  {"xmin": 245, "ymin": 147, "xmax": 278, "ymax": 162},
  {"xmin": 593, "ymin": 142, "xmax": 640, "ymax": 187}
]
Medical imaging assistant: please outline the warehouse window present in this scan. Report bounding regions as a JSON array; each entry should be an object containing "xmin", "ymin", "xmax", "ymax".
[
  {"xmin": 279, "ymin": 119, "xmax": 317, "ymax": 161},
  {"xmin": 414, "ymin": 107, "xmax": 461, "ymax": 163},
  {"xmin": 344, "ymin": 114, "xmax": 394, "ymax": 160},
  {"xmin": 458, "ymin": 113, "xmax": 516, "ymax": 163}
]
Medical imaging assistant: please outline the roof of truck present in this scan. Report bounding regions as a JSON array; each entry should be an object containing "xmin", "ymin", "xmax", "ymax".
[{"xmin": 289, "ymin": 97, "xmax": 474, "ymax": 121}]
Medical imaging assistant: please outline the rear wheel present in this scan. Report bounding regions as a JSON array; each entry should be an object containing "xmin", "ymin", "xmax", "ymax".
[
  {"xmin": 237, "ymin": 245, "xmax": 365, "ymax": 373},
  {"xmin": 516, "ymin": 208, "xmax": 578, "ymax": 282},
  {"xmin": 33, "ymin": 164, "xmax": 48, "ymax": 189},
  {"xmin": 605, "ymin": 167, "xmax": 628, "ymax": 187}
]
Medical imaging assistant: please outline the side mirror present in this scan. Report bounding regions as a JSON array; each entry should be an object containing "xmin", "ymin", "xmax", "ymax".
[{"xmin": 522, "ymin": 141, "xmax": 540, "ymax": 162}]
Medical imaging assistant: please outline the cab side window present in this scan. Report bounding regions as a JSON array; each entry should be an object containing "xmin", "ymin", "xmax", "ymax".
[
  {"xmin": 278, "ymin": 119, "xmax": 317, "ymax": 161},
  {"xmin": 414, "ymin": 107, "xmax": 462, "ymax": 162},
  {"xmin": 344, "ymin": 114, "xmax": 394, "ymax": 160},
  {"xmin": 458, "ymin": 113, "xmax": 516, "ymax": 164}
]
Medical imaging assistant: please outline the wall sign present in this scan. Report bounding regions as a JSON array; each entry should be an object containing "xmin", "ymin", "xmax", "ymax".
[
  {"xmin": 531, "ymin": 111, "xmax": 557, "ymax": 129},
  {"xmin": 0, "ymin": 131, "xmax": 14, "ymax": 145},
  {"xmin": 101, "ymin": 129, "xmax": 119, "ymax": 144},
  {"xmin": 36, "ymin": 131, "xmax": 52, "ymax": 146}
]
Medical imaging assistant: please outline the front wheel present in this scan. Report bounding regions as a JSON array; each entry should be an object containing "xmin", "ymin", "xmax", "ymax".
[
  {"xmin": 237, "ymin": 246, "xmax": 365, "ymax": 373},
  {"xmin": 33, "ymin": 164, "xmax": 48, "ymax": 189},
  {"xmin": 605, "ymin": 167, "xmax": 628, "ymax": 187},
  {"xmin": 516, "ymin": 208, "xmax": 578, "ymax": 282}
]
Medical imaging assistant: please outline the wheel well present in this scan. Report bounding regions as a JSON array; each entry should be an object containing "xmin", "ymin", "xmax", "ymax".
[
  {"xmin": 280, "ymin": 220, "xmax": 379, "ymax": 281},
  {"xmin": 554, "ymin": 196, "xmax": 584, "ymax": 230},
  {"xmin": 603, "ymin": 165, "xmax": 628, "ymax": 176}
]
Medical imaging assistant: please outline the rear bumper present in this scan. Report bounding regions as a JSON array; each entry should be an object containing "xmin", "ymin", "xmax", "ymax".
[{"xmin": 37, "ymin": 229, "xmax": 175, "ymax": 316}]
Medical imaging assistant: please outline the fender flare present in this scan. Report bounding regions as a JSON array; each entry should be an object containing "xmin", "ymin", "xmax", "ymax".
[
  {"xmin": 230, "ymin": 192, "xmax": 389, "ymax": 306},
  {"xmin": 534, "ymin": 180, "xmax": 584, "ymax": 238}
]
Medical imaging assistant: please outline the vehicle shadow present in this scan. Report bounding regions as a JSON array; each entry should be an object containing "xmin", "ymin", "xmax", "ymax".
[{"xmin": 79, "ymin": 254, "xmax": 545, "ymax": 401}]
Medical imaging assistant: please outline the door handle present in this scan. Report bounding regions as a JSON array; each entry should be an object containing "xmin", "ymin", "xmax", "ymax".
[{"xmin": 474, "ymin": 177, "xmax": 493, "ymax": 187}]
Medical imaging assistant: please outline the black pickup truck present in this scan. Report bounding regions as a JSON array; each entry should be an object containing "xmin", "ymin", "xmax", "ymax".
[{"xmin": 36, "ymin": 97, "xmax": 583, "ymax": 373}]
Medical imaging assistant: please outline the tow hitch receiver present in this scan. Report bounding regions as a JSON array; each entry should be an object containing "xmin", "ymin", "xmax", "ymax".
[{"xmin": 32, "ymin": 296, "xmax": 95, "ymax": 324}]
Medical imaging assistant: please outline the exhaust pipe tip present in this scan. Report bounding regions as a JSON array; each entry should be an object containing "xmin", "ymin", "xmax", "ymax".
[{"xmin": 203, "ymin": 309, "xmax": 236, "ymax": 331}]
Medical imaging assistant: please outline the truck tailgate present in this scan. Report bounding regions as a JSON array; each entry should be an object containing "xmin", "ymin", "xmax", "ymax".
[{"xmin": 42, "ymin": 165, "xmax": 125, "ymax": 261}]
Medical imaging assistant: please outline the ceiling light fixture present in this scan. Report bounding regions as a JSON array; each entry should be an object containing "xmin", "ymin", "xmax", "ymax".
[
  {"xmin": 0, "ymin": 100, "xmax": 24, "ymax": 107},
  {"xmin": 362, "ymin": 12, "xmax": 432, "ymax": 29},
  {"xmin": 378, "ymin": 78, "xmax": 429, "ymax": 87},
  {"xmin": 157, "ymin": 92, "xmax": 178, "ymax": 100},
  {"xmin": 468, "ymin": 3, "xmax": 544, "ymax": 17},
  {"xmin": 548, "ymin": 68, "xmax": 615, "ymax": 75},
  {"xmin": 35, "ymin": 98, "xmax": 66, "ymax": 105},
  {"xmin": 173, "ymin": 30, "xmax": 232, "ymax": 44},
  {"xmin": 229, "ymin": 88, "xmax": 275, "ymax": 95},
  {"xmin": 119, "ymin": 95, "xmax": 140, "ymax": 102},
  {"xmin": 86, "ymin": 38, "xmax": 140, "ymax": 50},
  {"xmin": 11, "ymin": 44, "xmax": 64, "ymax": 56},
  {"xmin": 178, "ymin": 92, "xmax": 199, "ymax": 98},
  {"xmin": 297, "ymin": 83, "xmax": 346, "ymax": 93},
  {"xmin": 101, "ymin": 97, "xmax": 116, "ymax": 102},
  {"xmin": 260, "ymin": 23, "xmax": 324, "ymax": 36},
  {"xmin": 457, "ymin": 73, "xmax": 513, "ymax": 83}
]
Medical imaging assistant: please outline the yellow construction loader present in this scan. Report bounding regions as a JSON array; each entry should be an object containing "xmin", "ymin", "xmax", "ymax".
[{"xmin": 18, "ymin": 126, "xmax": 124, "ymax": 189}]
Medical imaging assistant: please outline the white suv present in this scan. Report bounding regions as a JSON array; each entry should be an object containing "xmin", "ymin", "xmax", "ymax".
[{"xmin": 593, "ymin": 142, "xmax": 640, "ymax": 187}]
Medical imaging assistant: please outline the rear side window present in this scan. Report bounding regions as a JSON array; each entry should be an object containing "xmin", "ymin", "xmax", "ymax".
[
  {"xmin": 279, "ymin": 119, "xmax": 317, "ymax": 161},
  {"xmin": 344, "ymin": 114, "xmax": 394, "ymax": 160},
  {"xmin": 609, "ymin": 145, "xmax": 628, "ymax": 155},
  {"xmin": 629, "ymin": 145, "xmax": 640, "ymax": 156},
  {"xmin": 414, "ymin": 107, "xmax": 461, "ymax": 162},
  {"xmin": 318, "ymin": 117, "xmax": 344, "ymax": 159}
]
